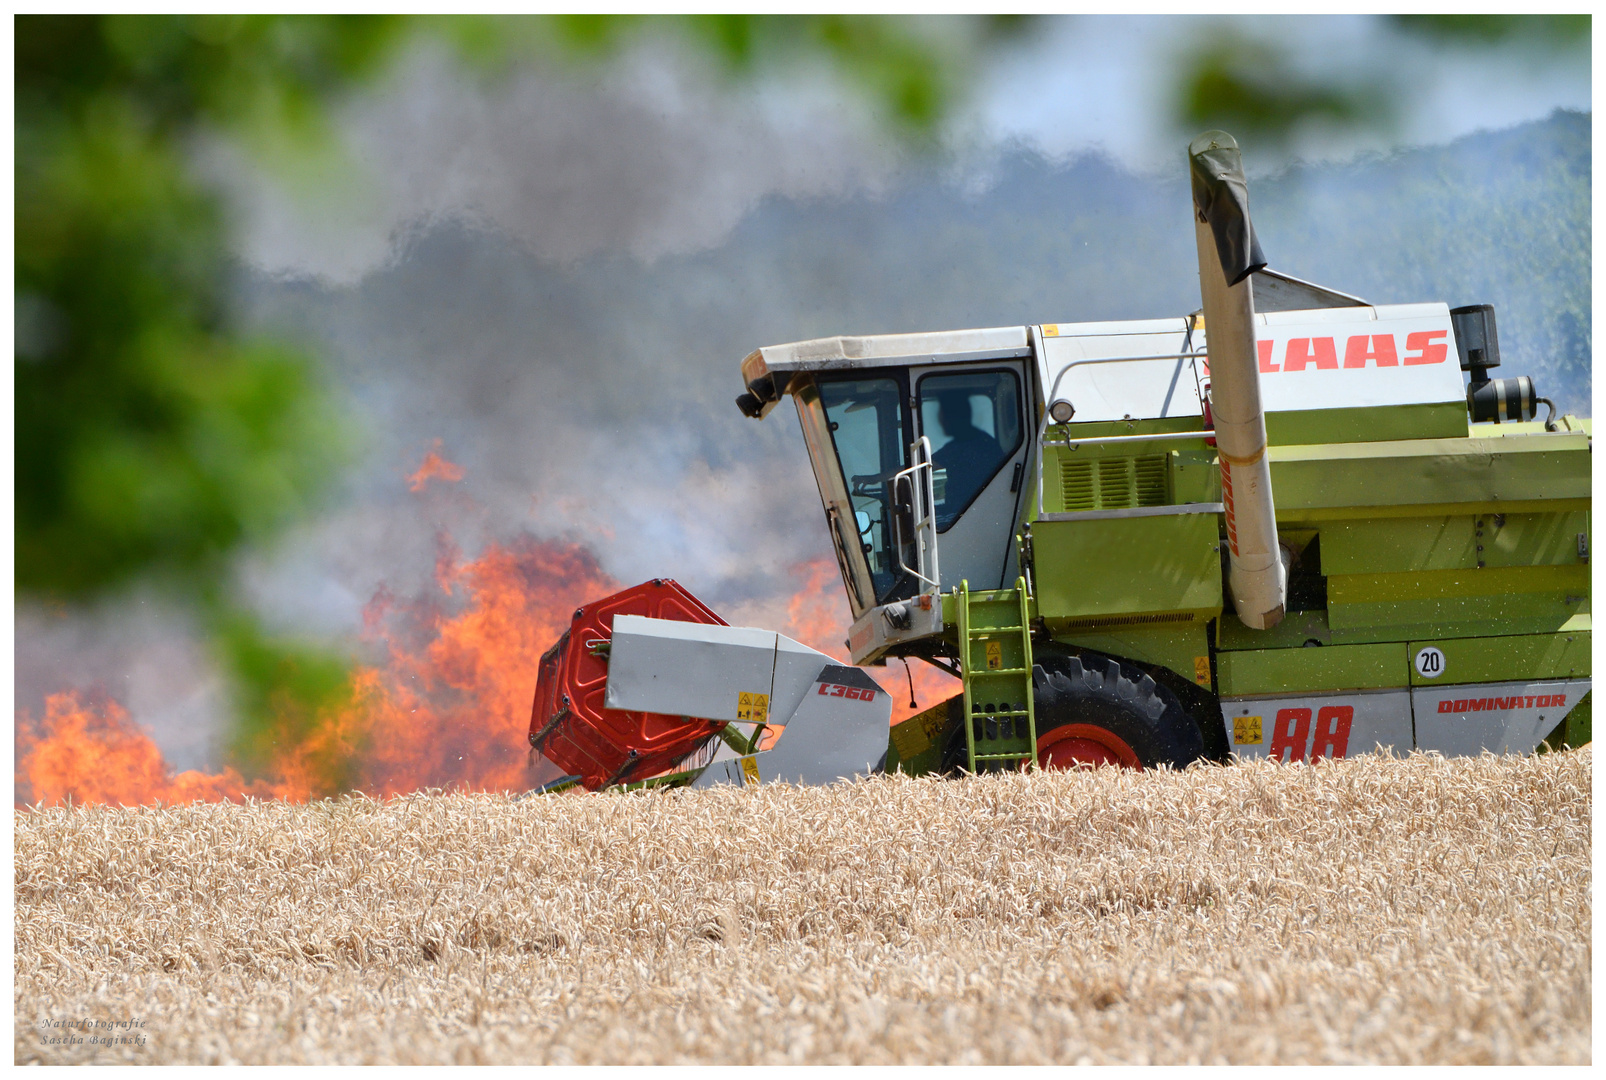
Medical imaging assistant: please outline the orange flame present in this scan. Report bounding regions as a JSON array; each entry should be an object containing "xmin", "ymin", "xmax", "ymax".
[
  {"xmin": 16, "ymin": 535, "xmax": 617, "ymax": 808},
  {"xmin": 17, "ymin": 484, "xmax": 959, "ymax": 809},
  {"xmin": 407, "ymin": 439, "xmax": 466, "ymax": 492},
  {"xmin": 781, "ymin": 558, "xmax": 850, "ymax": 656},
  {"xmin": 347, "ymin": 536, "xmax": 618, "ymax": 796},
  {"xmin": 16, "ymin": 693, "xmax": 299, "ymax": 807}
]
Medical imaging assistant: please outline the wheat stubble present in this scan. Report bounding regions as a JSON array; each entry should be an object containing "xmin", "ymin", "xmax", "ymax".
[{"xmin": 15, "ymin": 749, "xmax": 1590, "ymax": 1064}]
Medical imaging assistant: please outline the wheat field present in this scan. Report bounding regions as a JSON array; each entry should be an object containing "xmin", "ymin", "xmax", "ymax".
[{"xmin": 14, "ymin": 749, "xmax": 1591, "ymax": 1065}]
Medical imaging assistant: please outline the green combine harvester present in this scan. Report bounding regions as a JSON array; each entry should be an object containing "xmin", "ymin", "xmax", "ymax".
[{"xmin": 530, "ymin": 131, "xmax": 1589, "ymax": 791}]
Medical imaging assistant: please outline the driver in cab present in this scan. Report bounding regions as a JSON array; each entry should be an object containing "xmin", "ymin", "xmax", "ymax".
[{"xmin": 932, "ymin": 389, "xmax": 1002, "ymax": 522}]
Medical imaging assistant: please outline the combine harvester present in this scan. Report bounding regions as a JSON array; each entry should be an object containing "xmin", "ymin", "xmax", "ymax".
[{"xmin": 529, "ymin": 131, "xmax": 1591, "ymax": 792}]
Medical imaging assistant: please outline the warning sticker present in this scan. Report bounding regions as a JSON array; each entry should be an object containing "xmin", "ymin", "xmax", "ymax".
[
  {"xmin": 985, "ymin": 641, "xmax": 1003, "ymax": 670},
  {"xmin": 737, "ymin": 692, "xmax": 769, "ymax": 724},
  {"xmin": 739, "ymin": 756, "xmax": 761, "ymax": 785},
  {"xmin": 1233, "ymin": 715, "xmax": 1263, "ymax": 745},
  {"xmin": 1193, "ymin": 656, "xmax": 1212, "ymax": 687},
  {"xmin": 891, "ymin": 703, "xmax": 949, "ymax": 761}
]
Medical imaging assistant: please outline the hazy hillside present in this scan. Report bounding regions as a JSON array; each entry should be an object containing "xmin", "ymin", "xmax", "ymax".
[
  {"xmin": 691, "ymin": 109, "xmax": 1590, "ymax": 408},
  {"xmin": 1256, "ymin": 110, "xmax": 1590, "ymax": 409}
]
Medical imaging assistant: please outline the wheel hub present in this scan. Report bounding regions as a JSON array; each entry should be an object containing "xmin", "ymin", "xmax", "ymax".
[{"xmin": 1036, "ymin": 722, "xmax": 1142, "ymax": 770}]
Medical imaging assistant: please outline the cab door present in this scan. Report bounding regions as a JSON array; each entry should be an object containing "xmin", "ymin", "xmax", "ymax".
[{"xmin": 908, "ymin": 361, "xmax": 1031, "ymax": 592}]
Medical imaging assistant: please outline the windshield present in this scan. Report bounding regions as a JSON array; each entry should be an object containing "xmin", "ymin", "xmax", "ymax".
[
  {"xmin": 917, "ymin": 369, "xmax": 1022, "ymax": 531},
  {"xmin": 819, "ymin": 377, "xmax": 911, "ymax": 605}
]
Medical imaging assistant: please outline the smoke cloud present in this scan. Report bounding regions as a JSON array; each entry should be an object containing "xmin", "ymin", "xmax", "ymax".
[{"xmin": 214, "ymin": 42, "xmax": 902, "ymax": 286}]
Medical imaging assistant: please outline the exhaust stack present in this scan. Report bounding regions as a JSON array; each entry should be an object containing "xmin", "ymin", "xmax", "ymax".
[{"xmin": 1189, "ymin": 131, "xmax": 1286, "ymax": 630}]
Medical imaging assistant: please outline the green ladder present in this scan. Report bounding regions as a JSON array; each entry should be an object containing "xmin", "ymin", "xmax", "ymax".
[{"xmin": 956, "ymin": 576, "xmax": 1039, "ymax": 773}]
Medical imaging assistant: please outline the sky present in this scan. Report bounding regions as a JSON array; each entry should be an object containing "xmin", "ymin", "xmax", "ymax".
[
  {"xmin": 15, "ymin": 15, "xmax": 1593, "ymax": 775},
  {"xmin": 967, "ymin": 15, "xmax": 1590, "ymax": 171},
  {"xmin": 209, "ymin": 15, "xmax": 1592, "ymax": 287}
]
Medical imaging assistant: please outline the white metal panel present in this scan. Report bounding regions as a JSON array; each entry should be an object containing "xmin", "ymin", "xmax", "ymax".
[
  {"xmin": 1411, "ymin": 679, "xmax": 1588, "ymax": 756},
  {"xmin": 606, "ymin": 614, "xmax": 843, "ymax": 730},
  {"xmin": 696, "ymin": 665, "xmax": 891, "ymax": 787},
  {"xmin": 1037, "ymin": 324, "xmax": 1202, "ymax": 424},
  {"xmin": 1244, "ymin": 303, "xmax": 1464, "ymax": 412},
  {"xmin": 1035, "ymin": 302, "xmax": 1466, "ymax": 423},
  {"xmin": 933, "ymin": 468, "xmax": 1023, "ymax": 593},
  {"xmin": 756, "ymin": 326, "xmax": 1030, "ymax": 372},
  {"xmin": 769, "ymin": 635, "xmax": 835, "ymax": 728},
  {"xmin": 1220, "ymin": 688, "xmax": 1414, "ymax": 761},
  {"xmin": 847, "ymin": 595, "xmax": 943, "ymax": 667},
  {"xmin": 758, "ymin": 665, "xmax": 891, "ymax": 784},
  {"xmin": 604, "ymin": 615, "xmax": 782, "ymax": 723}
]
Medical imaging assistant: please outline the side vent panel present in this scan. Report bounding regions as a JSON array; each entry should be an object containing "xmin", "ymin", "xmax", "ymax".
[
  {"xmin": 1134, "ymin": 455, "xmax": 1169, "ymax": 506},
  {"xmin": 1059, "ymin": 454, "xmax": 1171, "ymax": 512},
  {"xmin": 1061, "ymin": 459, "xmax": 1097, "ymax": 512}
]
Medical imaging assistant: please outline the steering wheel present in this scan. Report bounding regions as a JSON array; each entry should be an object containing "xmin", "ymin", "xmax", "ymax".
[{"xmin": 849, "ymin": 470, "xmax": 898, "ymax": 498}]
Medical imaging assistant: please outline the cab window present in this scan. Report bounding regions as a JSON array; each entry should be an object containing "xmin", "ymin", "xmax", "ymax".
[
  {"xmin": 917, "ymin": 370, "xmax": 1022, "ymax": 531},
  {"xmin": 819, "ymin": 377, "xmax": 909, "ymax": 604}
]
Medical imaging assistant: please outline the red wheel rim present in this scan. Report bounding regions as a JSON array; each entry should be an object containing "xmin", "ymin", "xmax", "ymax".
[{"xmin": 1036, "ymin": 723, "xmax": 1142, "ymax": 770}]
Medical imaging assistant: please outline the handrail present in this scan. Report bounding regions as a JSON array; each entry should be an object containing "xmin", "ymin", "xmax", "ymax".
[
  {"xmin": 1042, "ymin": 429, "xmax": 1217, "ymax": 449},
  {"xmin": 1032, "ymin": 348, "xmax": 1210, "ymax": 518},
  {"xmin": 891, "ymin": 436, "xmax": 940, "ymax": 591}
]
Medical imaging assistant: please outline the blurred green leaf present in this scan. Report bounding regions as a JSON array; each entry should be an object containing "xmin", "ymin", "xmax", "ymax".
[
  {"xmin": 15, "ymin": 94, "xmax": 346, "ymax": 598},
  {"xmin": 1392, "ymin": 14, "xmax": 1590, "ymax": 47},
  {"xmin": 543, "ymin": 14, "xmax": 1029, "ymax": 135},
  {"xmin": 1174, "ymin": 17, "xmax": 1586, "ymax": 150},
  {"xmin": 1176, "ymin": 30, "xmax": 1393, "ymax": 147},
  {"xmin": 212, "ymin": 605, "xmax": 358, "ymax": 795}
]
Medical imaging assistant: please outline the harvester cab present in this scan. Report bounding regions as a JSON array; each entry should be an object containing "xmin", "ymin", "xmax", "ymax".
[
  {"xmin": 530, "ymin": 130, "xmax": 1589, "ymax": 793},
  {"xmin": 737, "ymin": 327, "xmax": 1036, "ymax": 654}
]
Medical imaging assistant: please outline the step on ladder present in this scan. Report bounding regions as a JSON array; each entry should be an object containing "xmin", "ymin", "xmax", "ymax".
[{"xmin": 956, "ymin": 576, "xmax": 1039, "ymax": 773}]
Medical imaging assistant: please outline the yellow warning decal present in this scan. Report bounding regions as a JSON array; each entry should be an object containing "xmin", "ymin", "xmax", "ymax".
[
  {"xmin": 1042, "ymin": 324, "xmax": 1060, "ymax": 337},
  {"xmin": 1233, "ymin": 715, "xmax": 1263, "ymax": 745},
  {"xmin": 737, "ymin": 692, "xmax": 769, "ymax": 723},
  {"xmin": 890, "ymin": 703, "xmax": 949, "ymax": 761},
  {"xmin": 1193, "ymin": 656, "xmax": 1211, "ymax": 687},
  {"xmin": 739, "ymin": 756, "xmax": 761, "ymax": 785},
  {"xmin": 985, "ymin": 641, "xmax": 1003, "ymax": 670}
]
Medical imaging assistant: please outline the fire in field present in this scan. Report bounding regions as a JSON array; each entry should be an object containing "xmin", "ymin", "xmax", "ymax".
[{"xmin": 13, "ymin": 448, "xmax": 956, "ymax": 811}]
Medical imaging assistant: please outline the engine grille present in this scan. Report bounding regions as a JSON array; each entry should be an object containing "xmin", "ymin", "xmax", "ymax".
[
  {"xmin": 1058, "ymin": 611, "xmax": 1196, "ymax": 631},
  {"xmin": 1060, "ymin": 454, "xmax": 1170, "ymax": 512}
]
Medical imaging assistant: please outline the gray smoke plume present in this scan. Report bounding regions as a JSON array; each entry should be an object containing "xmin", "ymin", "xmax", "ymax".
[{"xmin": 213, "ymin": 40, "xmax": 902, "ymax": 286}]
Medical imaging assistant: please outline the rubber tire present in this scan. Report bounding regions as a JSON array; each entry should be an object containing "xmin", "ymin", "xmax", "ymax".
[{"xmin": 1030, "ymin": 652, "xmax": 1205, "ymax": 771}]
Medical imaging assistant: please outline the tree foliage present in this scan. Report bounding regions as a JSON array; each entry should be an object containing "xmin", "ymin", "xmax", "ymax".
[{"xmin": 1178, "ymin": 15, "xmax": 1588, "ymax": 147}]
